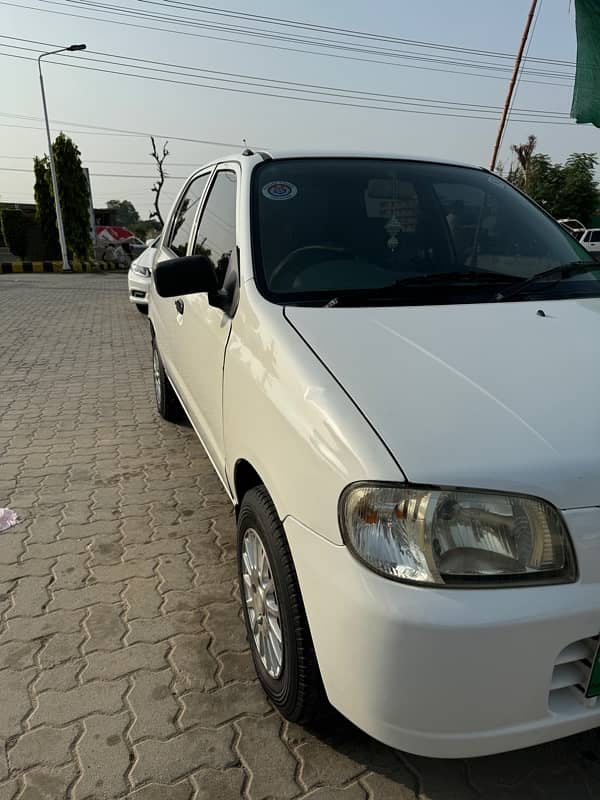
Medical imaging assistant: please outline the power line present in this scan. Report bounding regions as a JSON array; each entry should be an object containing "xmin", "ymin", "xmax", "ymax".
[
  {"xmin": 51, "ymin": 0, "xmax": 576, "ymax": 79},
  {"xmin": 0, "ymin": 154, "xmax": 202, "ymax": 165},
  {"xmin": 0, "ymin": 166, "xmax": 187, "ymax": 178},
  {"xmin": 0, "ymin": 108, "xmax": 248, "ymax": 147},
  {"xmin": 0, "ymin": 36, "xmax": 571, "ymax": 116},
  {"xmin": 0, "ymin": 0, "xmax": 573, "ymax": 88},
  {"xmin": 149, "ymin": 0, "xmax": 577, "ymax": 68},
  {"xmin": 0, "ymin": 49, "xmax": 576, "ymax": 125}
]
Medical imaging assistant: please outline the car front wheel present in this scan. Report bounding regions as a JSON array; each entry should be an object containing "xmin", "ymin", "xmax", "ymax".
[
  {"xmin": 237, "ymin": 486, "xmax": 324, "ymax": 723},
  {"xmin": 136, "ymin": 303, "xmax": 149, "ymax": 315}
]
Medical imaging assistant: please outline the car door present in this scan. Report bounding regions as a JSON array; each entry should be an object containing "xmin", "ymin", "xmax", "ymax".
[
  {"xmin": 151, "ymin": 171, "xmax": 212, "ymax": 385},
  {"xmin": 168, "ymin": 165, "xmax": 239, "ymax": 480}
]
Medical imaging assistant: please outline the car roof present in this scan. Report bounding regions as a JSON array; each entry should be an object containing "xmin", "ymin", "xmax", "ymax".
[
  {"xmin": 198, "ymin": 149, "xmax": 486, "ymax": 172},
  {"xmin": 261, "ymin": 149, "xmax": 484, "ymax": 169}
]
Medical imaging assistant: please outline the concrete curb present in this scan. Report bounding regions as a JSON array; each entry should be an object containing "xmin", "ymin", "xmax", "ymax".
[{"xmin": 0, "ymin": 261, "xmax": 125, "ymax": 274}]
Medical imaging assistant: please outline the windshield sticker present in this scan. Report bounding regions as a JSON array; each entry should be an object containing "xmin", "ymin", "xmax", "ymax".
[{"xmin": 262, "ymin": 181, "xmax": 298, "ymax": 200}]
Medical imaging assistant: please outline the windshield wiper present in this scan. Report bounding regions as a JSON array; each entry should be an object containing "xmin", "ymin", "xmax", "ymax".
[
  {"xmin": 495, "ymin": 261, "xmax": 597, "ymax": 302},
  {"xmin": 324, "ymin": 270, "xmax": 518, "ymax": 307}
]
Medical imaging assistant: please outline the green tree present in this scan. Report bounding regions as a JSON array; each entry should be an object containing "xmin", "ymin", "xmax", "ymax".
[
  {"xmin": 554, "ymin": 153, "xmax": 599, "ymax": 225},
  {"xmin": 129, "ymin": 220, "xmax": 161, "ymax": 241},
  {"xmin": 106, "ymin": 199, "xmax": 140, "ymax": 227},
  {"xmin": 51, "ymin": 133, "xmax": 92, "ymax": 260},
  {"xmin": 33, "ymin": 156, "xmax": 60, "ymax": 259},
  {"xmin": 523, "ymin": 154, "xmax": 562, "ymax": 213},
  {"xmin": 0, "ymin": 209, "xmax": 28, "ymax": 259},
  {"xmin": 507, "ymin": 138, "xmax": 599, "ymax": 225}
]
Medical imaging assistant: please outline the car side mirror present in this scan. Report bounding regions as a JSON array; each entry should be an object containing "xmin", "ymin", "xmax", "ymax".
[{"xmin": 153, "ymin": 255, "xmax": 219, "ymax": 297}]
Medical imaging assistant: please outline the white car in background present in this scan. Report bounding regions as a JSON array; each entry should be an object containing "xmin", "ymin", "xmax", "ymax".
[
  {"xmin": 128, "ymin": 237, "xmax": 159, "ymax": 314},
  {"xmin": 558, "ymin": 218, "xmax": 586, "ymax": 239},
  {"xmin": 148, "ymin": 149, "xmax": 600, "ymax": 758},
  {"xmin": 580, "ymin": 228, "xmax": 600, "ymax": 260}
]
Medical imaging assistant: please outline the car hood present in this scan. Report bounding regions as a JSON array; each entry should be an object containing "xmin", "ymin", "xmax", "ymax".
[{"xmin": 286, "ymin": 299, "xmax": 600, "ymax": 509}]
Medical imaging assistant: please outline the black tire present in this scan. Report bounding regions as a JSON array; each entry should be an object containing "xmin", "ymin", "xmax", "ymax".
[
  {"xmin": 237, "ymin": 486, "xmax": 324, "ymax": 723},
  {"xmin": 136, "ymin": 303, "xmax": 149, "ymax": 315},
  {"xmin": 152, "ymin": 338, "xmax": 184, "ymax": 423}
]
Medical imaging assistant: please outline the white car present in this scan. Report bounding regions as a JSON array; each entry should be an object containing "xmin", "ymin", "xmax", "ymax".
[
  {"xmin": 127, "ymin": 237, "xmax": 159, "ymax": 313},
  {"xmin": 148, "ymin": 149, "xmax": 600, "ymax": 758},
  {"xmin": 580, "ymin": 228, "xmax": 600, "ymax": 260},
  {"xmin": 558, "ymin": 218, "xmax": 586, "ymax": 238}
]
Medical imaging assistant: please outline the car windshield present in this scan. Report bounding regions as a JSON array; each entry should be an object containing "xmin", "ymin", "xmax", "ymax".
[{"xmin": 251, "ymin": 158, "xmax": 597, "ymax": 306}]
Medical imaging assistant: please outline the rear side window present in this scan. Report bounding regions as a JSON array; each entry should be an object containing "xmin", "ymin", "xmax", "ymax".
[
  {"xmin": 168, "ymin": 173, "xmax": 210, "ymax": 257},
  {"xmin": 592, "ymin": 231, "xmax": 600, "ymax": 243},
  {"xmin": 192, "ymin": 170, "xmax": 237, "ymax": 286}
]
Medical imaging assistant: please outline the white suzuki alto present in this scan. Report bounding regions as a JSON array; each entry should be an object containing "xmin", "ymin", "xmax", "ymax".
[{"xmin": 148, "ymin": 150, "xmax": 600, "ymax": 758}]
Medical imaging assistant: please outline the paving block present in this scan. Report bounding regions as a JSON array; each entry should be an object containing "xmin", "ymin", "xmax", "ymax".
[
  {"xmin": 236, "ymin": 715, "xmax": 299, "ymax": 800},
  {"xmin": 131, "ymin": 726, "xmax": 236, "ymax": 786},
  {"xmin": 169, "ymin": 633, "xmax": 218, "ymax": 694},
  {"xmin": 18, "ymin": 762, "xmax": 78, "ymax": 800},
  {"xmin": 31, "ymin": 679, "xmax": 127, "ymax": 727},
  {"xmin": 38, "ymin": 631, "xmax": 86, "ymax": 668},
  {"xmin": 129, "ymin": 669, "xmax": 179, "ymax": 742},
  {"xmin": 124, "ymin": 577, "xmax": 162, "ymax": 620},
  {"xmin": 0, "ymin": 668, "xmax": 36, "ymax": 737},
  {"xmin": 82, "ymin": 641, "xmax": 169, "ymax": 682},
  {"xmin": 126, "ymin": 612, "xmax": 204, "ymax": 645},
  {"xmin": 204, "ymin": 603, "xmax": 247, "ymax": 653},
  {"xmin": 192, "ymin": 767, "xmax": 245, "ymax": 800},
  {"xmin": 84, "ymin": 603, "xmax": 127, "ymax": 652},
  {"xmin": 181, "ymin": 683, "xmax": 270, "ymax": 729},
  {"xmin": 8, "ymin": 725, "xmax": 79, "ymax": 771},
  {"xmin": 35, "ymin": 659, "xmax": 84, "ymax": 693},
  {"xmin": 48, "ymin": 582, "xmax": 123, "ymax": 611},
  {"xmin": 73, "ymin": 711, "xmax": 130, "ymax": 800}
]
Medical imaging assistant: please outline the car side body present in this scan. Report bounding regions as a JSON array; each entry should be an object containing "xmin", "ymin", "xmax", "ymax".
[{"xmin": 148, "ymin": 150, "xmax": 600, "ymax": 758}]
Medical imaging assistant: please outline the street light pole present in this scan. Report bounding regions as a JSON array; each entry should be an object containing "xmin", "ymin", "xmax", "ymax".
[{"xmin": 38, "ymin": 44, "xmax": 86, "ymax": 272}]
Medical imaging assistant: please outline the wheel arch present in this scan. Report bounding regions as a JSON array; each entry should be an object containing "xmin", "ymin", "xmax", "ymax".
[{"xmin": 233, "ymin": 458, "xmax": 266, "ymax": 512}]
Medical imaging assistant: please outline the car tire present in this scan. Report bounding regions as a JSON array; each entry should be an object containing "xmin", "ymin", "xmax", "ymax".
[
  {"xmin": 152, "ymin": 339, "xmax": 184, "ymax": 423},
  {"xmin": 237, "ymin": 486, "xmax": 324, "ymax": 723},
  {"xmin": 136, "ymin": 303, "xmax": 149, "ymax": 315}
]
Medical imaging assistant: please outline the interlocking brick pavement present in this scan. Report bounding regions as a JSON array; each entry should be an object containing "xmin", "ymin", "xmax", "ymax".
[{"xmin": 2, "ymin": 273, "xmax": 600, "ymax": 799}]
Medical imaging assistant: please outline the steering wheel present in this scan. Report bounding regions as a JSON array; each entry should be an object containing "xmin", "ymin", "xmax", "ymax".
[{"xmin": 269, "ymin": 245, "xmax": 353, "ymax": 291}]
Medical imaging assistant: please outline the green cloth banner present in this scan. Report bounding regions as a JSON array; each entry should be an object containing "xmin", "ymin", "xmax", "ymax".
[{"xmin": 571, "ymin": 0, "xmax": 600, "ymax": 126}]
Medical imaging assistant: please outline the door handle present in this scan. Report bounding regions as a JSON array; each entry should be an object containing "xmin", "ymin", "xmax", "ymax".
[{"xmin": 175, "ymin": 298, "xmax": 184, "ymax": 315}]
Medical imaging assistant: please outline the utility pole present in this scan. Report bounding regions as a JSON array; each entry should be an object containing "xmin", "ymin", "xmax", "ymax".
[{"xmin": 490, "ymin": 0, "xmax": 538, "ymax": 172}]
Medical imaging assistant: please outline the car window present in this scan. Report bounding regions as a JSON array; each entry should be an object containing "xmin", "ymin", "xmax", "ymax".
[
  {"xmin": 252, "ymin": 158, "xmax": 593, "ymax": 305},
  {"xmin": 168, "ymin": 173, "xmax": 210, "ymax": 257},
  {"xmin": 591, "ymin": 231, "xmax": 600, "ymax": 243},
  {"xmin": 191, "ymin": 170, "xmax": 237, "ymax": 287}
]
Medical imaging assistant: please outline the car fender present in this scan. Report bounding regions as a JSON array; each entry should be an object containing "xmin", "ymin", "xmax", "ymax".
[{"xmin": 223, "ymin": 280, "xmax": 401, "ymax": 544}]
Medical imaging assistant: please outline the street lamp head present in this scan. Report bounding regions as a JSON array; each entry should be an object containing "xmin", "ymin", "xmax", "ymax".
[{"xmin": 67, "ymin": 44, "xmax": 87, "ymax": 51}]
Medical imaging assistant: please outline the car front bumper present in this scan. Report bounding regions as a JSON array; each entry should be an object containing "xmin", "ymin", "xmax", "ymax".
[
  {"xmin": 128, "ymin": 270, "xmax": 151, "ymax": 304},
  {"xmin": 284, "ymin": 508, "xmax": 600, "ymax": 758}
]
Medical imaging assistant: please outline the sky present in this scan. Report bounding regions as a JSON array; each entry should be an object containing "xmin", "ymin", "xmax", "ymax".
[{"xmin": 0, "ymin": 0, "xmax": 598, "ymax": 220}]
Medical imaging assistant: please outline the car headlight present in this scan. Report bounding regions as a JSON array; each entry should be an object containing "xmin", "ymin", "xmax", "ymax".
[
  {"xmin": 132, "ymin": 264, "xmax": 150, "ymax": 277},
  {"xmin": 339, "ymin": 483, "xmax": 576, "ymax": 587}
]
